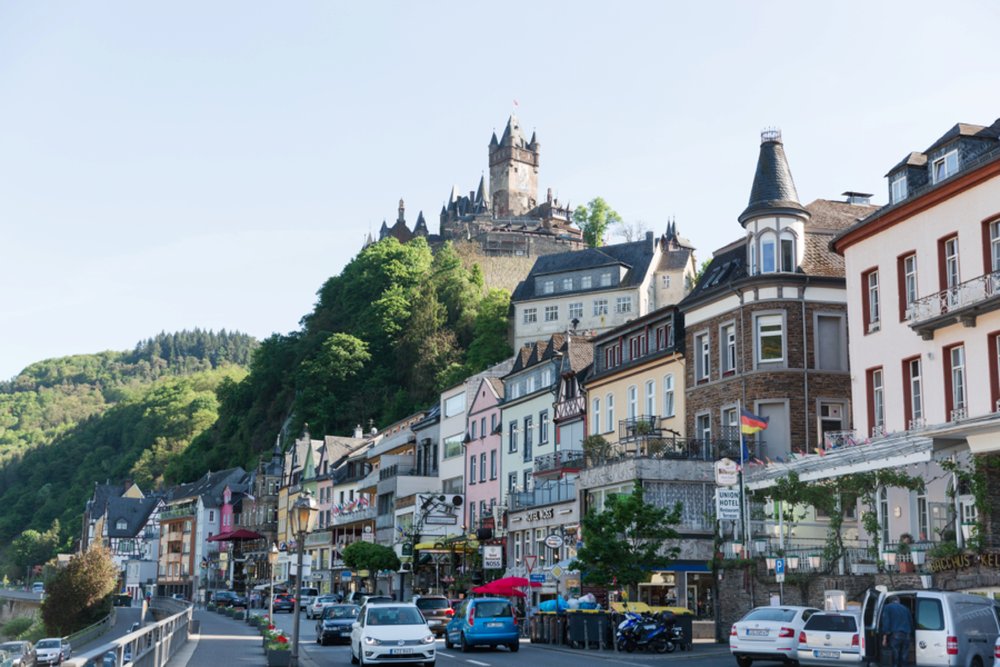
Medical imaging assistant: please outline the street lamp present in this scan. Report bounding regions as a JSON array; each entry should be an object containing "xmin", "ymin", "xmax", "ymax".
[
  {"xmin": 290, "ymin": 491, "xmax": 318, "ymax": 667},
  {"xmin": 268, "ymin": 543, "xmax": 279, "ymax": 621}
]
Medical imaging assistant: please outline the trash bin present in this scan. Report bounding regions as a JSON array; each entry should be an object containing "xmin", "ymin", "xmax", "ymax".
[
  {"xmin": 673, "ymin": 614, "xmax": 692, "ymax": 651},
  {"xmin": 189, "ymin": 620, "xmax": 201, "ymax": 635},
  {"xmin": 566, "ymin": 611, "xmax": 610, "ymax": 649}
]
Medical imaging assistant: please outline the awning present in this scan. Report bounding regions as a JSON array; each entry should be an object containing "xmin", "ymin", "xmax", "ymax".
[{"xmin": 207, "ymin": 528, "xmax": 265, "ymax": 542}]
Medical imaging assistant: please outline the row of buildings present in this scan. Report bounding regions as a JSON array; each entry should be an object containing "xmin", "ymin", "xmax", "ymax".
[{"xmin": 80, "ymin": 115, "xmax": 1000, "ymax": 633}]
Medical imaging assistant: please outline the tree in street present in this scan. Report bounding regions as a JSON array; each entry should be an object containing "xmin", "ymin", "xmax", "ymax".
[
  {"xmin": 573, "ymin": 481, "xmax": 681, "ymax": 600},
  {"xmin": 42, "ymin": 546, "xmax": 118, "ymax": 636},
  {"xmin": 573, "ymin": 197, "xmax": 623, "ymax": 248},
  {"xmin": 342, "ymin": 541, "xmax": 400, "ymax": 593}
]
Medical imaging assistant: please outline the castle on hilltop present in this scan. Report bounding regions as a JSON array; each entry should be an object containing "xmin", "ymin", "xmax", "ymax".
[{"xmin": 368, "ymin": 114, "xmax": 585, "ymax": 257}]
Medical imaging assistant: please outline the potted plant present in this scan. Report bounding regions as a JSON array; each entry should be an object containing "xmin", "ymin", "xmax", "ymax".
[
  {"xmin": 265, "ymin": 635, "xmax": 291, "ymax": 667},
  {"xmin": 897, "ymin": 534, "xmax": 914, "ymax": 573}
]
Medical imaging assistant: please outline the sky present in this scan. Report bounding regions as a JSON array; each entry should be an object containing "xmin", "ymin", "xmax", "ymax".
[{"xmin": 2, "ymin": 1, "xmax": 1000, "ymax": 381}]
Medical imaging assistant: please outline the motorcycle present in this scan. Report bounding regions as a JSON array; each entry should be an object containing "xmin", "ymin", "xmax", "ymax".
[{"xmin": 616, "ymin": 611, "xmax": 675, "ymax": 653}]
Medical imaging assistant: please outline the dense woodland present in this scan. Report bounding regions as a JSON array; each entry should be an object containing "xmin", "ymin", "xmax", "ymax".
[{"xmin": 0, "ymin": 239, "xmax": 511, "ymax": 565}]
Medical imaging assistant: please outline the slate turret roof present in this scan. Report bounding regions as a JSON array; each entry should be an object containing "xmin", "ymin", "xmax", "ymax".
[{"xmin": 739, "ymin": 130, "xmax": 810, "ymax": 224}]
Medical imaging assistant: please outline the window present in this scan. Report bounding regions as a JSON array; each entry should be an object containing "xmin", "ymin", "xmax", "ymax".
[
  {"xmin": 600, "ymin": 272, "xmax": 612, "ymax": 287},
  {"xmin": 945, "ymin": 344, "xmax": 967, "ymax": 419},
  {"xmin": 443, "ymin": 435, "xmax": 464, "ymax": 459},
  {"xmin": 916, "ymin": 491, "xmax": 929, "ymax": 541},
  {"xmin": 990, "ymin": 333, "xmax": 1000, "ymax": 411},
  {"xmin": 878, "ymin": 487, "xmax": 889, "ymax": 546},
  {"xmin": 469, "ymin": 503, "xmax": 476, "ymax": 527},
  {"xmin": 470, "ymin": 420, "xmax": 477, "ymax": 440},
  {"xmin": 627, "ymin": 385, "xmax": 638, "ymax": 419},
  {"xmin": 605, "ymin": 393, "xmax": 615, "ymax": 433},
  {"xmin": 756, "ymin": 314, "xmax": 784, "ymax": 363},
  {"xmin": 867, "ymin": 367, "xmax": 885, "ymax": 436},
  {"xmin": 523, "ymin": 308, "xmax": 537, "ymax": 324},
  {"xmin": 862, "ymin": 268, "xmax": 880, "ymax": 333},
  {"xmin": 898, "ymin": 253, "xmax": 918, "ymax": 320},
  {"xmin": 480, "ymin": 416, "xmax": 486, "ymax": 439},
  {"xmin": 695, "ymin": 413, "xmax": 711, "ymax": 444},
  {"xmin": 490, "ymin": 450, "xmax": 497, "ymax": 479},
  {"xmin": 469, "ymin": 457, "xmax": 477, "ymax": 485},
  {"xmin": 542, "ymin": 280, "xmax": 554, "ymax": 294},
  {"xmin": 748, "ymin": 237, "xmax": 757, "ymax": 275},
  {"xmin": 780, "ymin": 232, "xmax": 795, "ymax": 272},
  {"xmin": 903, "ymin": 356, "xmax": 923, "ymax": 427},
  {"xmin": 523, "ymin": 470, "xmax": 532, "ymax": 491},
  {"xmin": 508, "ymin": 421, "xmax": 518, "ymax": 453},
  {"xmin": 931, "ymin": 150, "xmax": 958, "ymax": 183},
  {"xmin": 209, "ymin": 510, "xmax": 215, "ymax": 522},
  {"xmin": 514, "ymin": 532, "xmax": 522, "ymax": 563},
  {"xmin": 663, "ymin": 375, "xmax": 675, "ymax": 417},
  {"xmin": 761, "ymin": 233, "xmax": 777, "ymax": 273},
  {"xmin": 615, "ymin": 296, "xmax": 633, "ymax": 314},
  {"xmin": 890, "ymin": 172, "xmax": 908, "ymax": 203},
  {"xmin": 491, "ymin": 414, "xmax": 497, "ymax": 433},
  {"xmin": 720, "ymin": 323, "xmax": 736, "ymax": 374},
  {"xmin": 523, "ymin": 416, "xmax": 533, "ymax": 461},
  {"xmin": 539, "ymin": 410, "xmax": 549, "ymax": 444},
  {"xmin": 562, "ymin": 277, "xmax": 573, "ymax": 291},
  {"xmin": 989, "ymin": 220, "xmax": 1000, "ymax": 273},
  {"xmin": 581, "ymin": 275, "xmax": 592, "ymax": 289},
  {"xmin": 941, "ymin": 235, "xmax": 960, "ymax": 293},
  {"xmin": 116, "ymin": 519, "xmax": 128, "ymax": 531},
  {"xmin": 655, "ymin": 324, "xmax": 674, "ymax": 350},
  {"xmin": 544, "ymin": 305, "xmax": 559, "ymax": 322},
  {"xmin": 604, "ymin": 345, "xmax": 620, "ymax": 370},
  {"xmin": 695, "ymin": 332, "xmax": 710, "ymax": 381},
  {"xmin": 480, "ymin": 453, "xmax": 487, "ymax": 483},
  {"xmin": 662, "ymin": 275, "xmax": 671, "ymax": 288},
  {"xmin": 593, "ymin": 299, "xmax": 609, "ymax": 316},
  {"xmin": 590, "ymin": 398, "xmax": 601, "ymax": 435},
  {"xmin": 815, "ymin": 314, "xmax": 846, "ymax": 371},
  {"xmin": 645, "ymin": 380, "xmax": 655, "ymax": 417},
  {"xmin": 507, "ymin": 472, "xmax": 517, "ymax": 495},
  {"xmin": 568, "ymin": 302, "xmax": 583, "ymax": 320}
]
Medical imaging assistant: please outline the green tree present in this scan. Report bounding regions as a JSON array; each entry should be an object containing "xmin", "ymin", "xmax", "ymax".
[
  {"xmin": 10, "ymin": 520, "xmax": 61, "ymax": 579},
  {"xmin": 41, "ymin": 546, "xmax": 118, "ymax": 636},
  {"xmin": 573, "ymin": 197, "xmax": 623, "ymax": 248},
  {"xmin": 572, "ymin": 481, "xmax": 681, "ymax": 599},
  {"xmin": 342, "ymin": 541, "xmax": 400, "ymax": 593}
]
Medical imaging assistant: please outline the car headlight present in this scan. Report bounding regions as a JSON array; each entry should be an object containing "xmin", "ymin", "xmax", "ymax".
[
  {"xmin": 421, "ymin": 634, "xmax": 436, "ymax": 644},
  {"xmin": 364, "ymin": 636, "xmax": 383, "ymax": 646}
]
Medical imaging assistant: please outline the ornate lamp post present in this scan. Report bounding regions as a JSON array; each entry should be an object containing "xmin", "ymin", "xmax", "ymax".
[
  {"xmin": 290, "ymin": 492, "xmax": 318, "ymax": 667},
  {"xmin": 268, "ymin": 543, "xmax": 279, "ymax": 621}
]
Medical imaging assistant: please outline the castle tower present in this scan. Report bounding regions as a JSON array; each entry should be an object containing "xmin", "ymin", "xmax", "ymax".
[
  {"xmin": 740, "ymin": 129, "xmax": 810, "ymax": 275},
  {"xmin": 489, "ymin": 114, "xmax": 539, "ymax": 218}
]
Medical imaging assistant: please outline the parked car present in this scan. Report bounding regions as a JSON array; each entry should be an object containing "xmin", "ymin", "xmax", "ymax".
[
  {"xmin": 272, "ymin": 593, "xmax": 295, "ymax": 613},
  {"xmin": 298, "ymin": 587, "xmax": 320, "ymax": 611},
  {"xmin": 34, "ymin": 638, "xmax": 70, "ymax": 666},
  {"xmin": 350, "ymin": 603, "xmax": 435, "ymax": 666},
  {"xmin": 211, "ymin": 591, "xmax": 236, "ymax": 606},
  {"xmin": 315, "ymin": 604, "xmax": 360, "ymax": 645},
  {"xmin": 345, "ymin": 591, "xmax": 371, "ymax": 606},
  {"xmin": 307, "ymin": 595, "xmax": 338, "ymax": 619},
  {"xmin": 365, "ymin": 596, "xmax": 394, "ymax": 605},
  {"xmin": 993, "ymin": 636, "xmax": 1000, "ymax": 667},
  {"xmin": 414, "ymin": 596, "xmax": 454, "ymax": 636},
  {"xmin": 445, "ymin": 597, "xmax": 519, "ymax": 652},
  {"xmin": 796, "ymin": 610, "xmax": 864, "ymax": 665},
  {"xmin": 31, "ymin": 583, "xmax": 44, "ymax": 595},
  {"xmin": 861, "ymin": 588, "xmax": 1000, "ymax": 667},
  {"xmin": 729, "ymin": 605, "xmax": 820, "ymax": 667},
  {"xmin": 0, "ymin": 640, "xmax": 35, "ymax": 667}
]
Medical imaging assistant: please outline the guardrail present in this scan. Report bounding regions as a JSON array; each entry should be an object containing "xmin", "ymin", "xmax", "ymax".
[
  {"xmin": 65, "ymin": 607, "xmax": 117, "ymax": 650},
  {"xmin": 64, "ymin": 597, "xmax": 193, "ymax": 667}
]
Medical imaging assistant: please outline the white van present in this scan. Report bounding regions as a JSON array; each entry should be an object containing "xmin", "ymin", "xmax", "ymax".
[{"xmin": 861, "ymin": 588, "xmax": 1000, "ymax": 667}]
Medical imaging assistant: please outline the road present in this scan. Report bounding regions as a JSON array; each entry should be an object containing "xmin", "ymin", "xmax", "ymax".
[
  {"xmin": 76, "ymin": 606, "xmax": 143, "ymax": 654},
  {"xmin": 268, "ymin": 610, "xmax": 739, "ymax": 667}
]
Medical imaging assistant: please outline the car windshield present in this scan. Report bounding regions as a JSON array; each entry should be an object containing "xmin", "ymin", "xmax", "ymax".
[
  {"xmin": 742, "ymin": 608, "xmax": 799, "ymax": 623},
  {"xmin": 37, "ymin": 640, "xmax": 60, "ymax": 649},
  {"xmin": 324, "ymin": 605, "xmax": 360, "ymax": 619},
  {"xmin": 416, "ymin": 598, "xmax": 451, "ymax": 610},
  {"xmin": 316, "ymin": 596, "xmax": 336, "ymax": 604},
  {"xmin": 367, "ymin": 607, "xmax": 425, "ymax": 626},
  {"xmin": 0, "ymin": 643, "xmax": 22, "ymax": 651},
  {"xmin": 805, "ymin": 614, "xmax": 858, "ymax": 632},
  {"xmin": 475, "ymin": 602, "xmax": 512, "ymax": 618}
]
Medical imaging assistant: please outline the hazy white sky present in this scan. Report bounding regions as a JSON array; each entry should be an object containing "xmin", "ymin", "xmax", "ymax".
[{"xmin": 3, "ymin": 1, "xmax": 1000, "ymax": 380}]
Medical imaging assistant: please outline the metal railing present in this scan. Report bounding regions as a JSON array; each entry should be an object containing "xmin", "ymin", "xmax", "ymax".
[
  {"xmin": 533, "ymin": 450, "xmax": 585, "ymax": 474},
  {"xmin": 907, "ymin": 269, "xmax": 1000, "ymax": 325},
  {"xmin": 509, "ymin": 478, "xmax": 576, "ymax": 510},
  {"xmin": 380, "ymin": 463, "xmax": 417, "ymax": 480},
  {"xmin": 159, "ymin": 504, "xmax": 196, "ymax": 520},
  {"xmin": 66, "ymin": 597, "xmax": 192, "ymax": 667},
  {"xmin": 588, "ymin": 434, "xmax": 744, "ymax": 464},
  {"xmin": 618, "ymin": 415, "xmax": 662, "ymax": 443},
  {"xmin": 331, "ymin": 506, "xmax": 377, "ymax": 526}
]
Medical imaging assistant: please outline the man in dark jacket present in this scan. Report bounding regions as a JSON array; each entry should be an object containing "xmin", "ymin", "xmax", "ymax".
[{"xmin": 880, "ymin": 597, "xmax": 913, "ymax": 667}]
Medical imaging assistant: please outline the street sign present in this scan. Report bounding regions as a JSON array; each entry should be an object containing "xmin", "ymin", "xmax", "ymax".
[
  {"xmin": 715, "ymin": 458, "xmax": 739, "ymax": 486},
  {"xmin": 551, "ymin": 565, "xmax": 563, "ymax": 579},
  {"xmin": 544, "ymin": 535, "xmax": 564, "ymax": 550},
  {"xmin": 776, "ymin": 573, "xmax": 785, "ymax": 583},
  {"xmin": 341, "ymin": 571, "xmax": 353, "ymax": 581},
  {"xmin": 483, "ymin": 545, "xmax": 503, "ymax": 570},
  {"xmin": 529, "ymin": 573, "xmax": 545, "ymax": 584},
  {"xmin": 716, "ymin": 488, "xmax": 741, "ymax": 521},
  {"xmin": 524, "ymin": 555, "xmax": 537, "ymax": 572}
]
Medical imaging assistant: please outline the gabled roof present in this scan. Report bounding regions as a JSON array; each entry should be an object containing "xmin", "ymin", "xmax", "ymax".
[
  {"xmin": 168, "ymin": 467, "xmax": 247, "ymax": 508},
  {"xmin": 86, "ymin": 482, "xmax": 125, "ymax": 518},
  {"xmin": 106, "ymin": 496, "xmax": 161, "ymax": 538}
]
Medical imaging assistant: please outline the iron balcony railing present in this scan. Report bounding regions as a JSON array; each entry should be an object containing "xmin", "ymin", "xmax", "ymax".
[
  {"xmin": 618, "ymin": 415, "xmax": 664, "ymax": 443},
  {"xmin": 589, "ymin": 432, "xmax": 744, "ymax": 464},
  {"xmin": 160, "ymin": 504, "xmax": 196, "ymax": 520},
  {"xmin": 331, "ymin": 506, "xmax": 377, "ymax": 526},
  {"xmin": 534, "ymin": 450, "xmax": 586, "ymax": 475},
  {"xmin": 906, "ymin": 269, "xmax": 1000, "ymax": 331},
  {"xmin": 380, "ymin": 463, "xmax": 417, "ymax": 481}
]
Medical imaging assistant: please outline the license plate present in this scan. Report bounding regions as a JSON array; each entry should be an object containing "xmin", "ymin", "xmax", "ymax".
[
  {"xmin": 814, "ymin": 650, "xmax": 840, "ymax": 658},
  {"xmin": 746, "ymin": 629, "xmax": 768, "ymax": 636},
  {"xmin": 390, "ymin": 649, "xmax": 413, "ymax": 655},
  {"xmin": 487, "ymin": 622, "xmax": 503, "ymax": 628}
]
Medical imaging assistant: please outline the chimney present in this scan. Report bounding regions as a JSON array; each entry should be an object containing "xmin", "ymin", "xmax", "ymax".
[
  {"xmin": 842, "ymin": 191, "xmax": 873, "ymax": 205},
  {"xmin": 646, "ymin": 230, "xmax": 655, "ymax": 248},
  {"xmin": 354, "ymin": 424, "xmax": 364, "ymax": 439}
]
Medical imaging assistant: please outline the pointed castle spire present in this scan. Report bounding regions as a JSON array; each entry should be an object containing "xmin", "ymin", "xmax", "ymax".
[{"xmin": 739, "ymin": 128, "xmax": 809, "ymax": 226}]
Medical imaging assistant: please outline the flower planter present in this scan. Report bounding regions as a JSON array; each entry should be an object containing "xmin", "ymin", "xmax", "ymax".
[
  {"xmin": 234, "ymin": 610, "xmax": 246, "ymax": 620},
  {"xmin": 911, "ymin": 550, "xmax": 926, "ymax": 566},
  {"xmin": 266, "ymin": 649, "xmax": 291, "ymax": 667},
  {"xmin": 898, "ymin": 561, "xmax": 915, "ymax": 573}
]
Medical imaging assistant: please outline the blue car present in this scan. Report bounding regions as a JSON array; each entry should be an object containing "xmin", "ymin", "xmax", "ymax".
[{"xmin": 444, "ymin": 598, "xmax": 519, "ymax": 652}]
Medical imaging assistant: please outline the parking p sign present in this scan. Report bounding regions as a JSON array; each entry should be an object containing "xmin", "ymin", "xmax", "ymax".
[{"xmin": 775, "ymin": 557, "xmax": 785, "ymax": 583}]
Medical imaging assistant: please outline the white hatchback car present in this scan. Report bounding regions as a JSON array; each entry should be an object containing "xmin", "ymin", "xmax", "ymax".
[
  {"xmin": 350, "ymin": 603, "xmax": 436, "ymax": 667},
  {"xmin": 797, "ymin": 611, "xmax": 865, "ymax": 665},
  {"xmin": 730, "ymin": 605, "xmax": 821, "ymax": 667}
]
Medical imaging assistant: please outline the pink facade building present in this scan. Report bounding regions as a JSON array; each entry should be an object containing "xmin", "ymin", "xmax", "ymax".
[{"xmin": 465, "ymin": 377, "xmax": 503, "ymax": 530}]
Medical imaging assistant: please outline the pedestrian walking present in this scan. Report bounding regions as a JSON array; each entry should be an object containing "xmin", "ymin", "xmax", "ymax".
[{"xmin": 880, "ymin": 596, "xmax": 913, "ymax": 667}]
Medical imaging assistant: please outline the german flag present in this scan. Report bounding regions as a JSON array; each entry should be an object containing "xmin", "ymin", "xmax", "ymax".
[{"xmin": 740, "ymin": 408, "xmax": 769, "ymax": 434}]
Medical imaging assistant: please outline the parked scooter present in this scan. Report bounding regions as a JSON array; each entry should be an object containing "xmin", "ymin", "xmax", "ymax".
[{"xmin": 615, "ymin": 611, "xmax": 677, "ymax": 653}]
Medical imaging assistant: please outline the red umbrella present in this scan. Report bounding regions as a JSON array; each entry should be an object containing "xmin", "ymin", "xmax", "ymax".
[
  {"xmin": 207, "ymin": 528, "xmax": 265, "ymax": 542},
  {"xmin": 488, "ymin": 576, "xmax": 540, "ymax": 588},
  {"xmin": 471, "ymin": 582, "xmax": 525, "ymax": 597}
]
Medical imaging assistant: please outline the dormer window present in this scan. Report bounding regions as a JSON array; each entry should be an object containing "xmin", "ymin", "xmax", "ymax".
[
  {"xmin": 561, "ymin": 277, "xmax": 573, "ymax": 291},
  {"xmin": 599, "ymin": 272, "xmax": 612, "ymax": 287},
  {"xmin": 932, "ymin": 150, "xmax": 959, "ymax": 183},
  {"xmin": 542, "ymin": 280, "xmax": 554, "ymax": 294},
  {"xmin": 890, "ymin": 173, "xmax": 908, "ymax": 203},
  {"xmin": 116, "ymin": 519, "xmax": 128, "ymax": 531}
]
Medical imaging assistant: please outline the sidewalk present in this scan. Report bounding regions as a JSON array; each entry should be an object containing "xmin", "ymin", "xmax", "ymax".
[
  {"xmin": 529, "ymin": 640, "xmax": 730, "ymax": 661},
  {"xmin": 167, "ymin": 610, "xmax": 321, "ymax": 667}
]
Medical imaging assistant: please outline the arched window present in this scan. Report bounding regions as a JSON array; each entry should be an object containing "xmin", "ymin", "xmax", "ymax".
[
  {"xmin": 760, "ymin": 232, "xmax": 777, "ymax": 273},
  {"xmin": 780, "ymin": 230, "xmax": 797, "ymax": 272},
  {"xmin": 627, "ymin": 385, "xmax": 638, "ymax": 419},
  {"xmin": 116, "ymin": 519, "xmax": 128, "ymax": 531}
]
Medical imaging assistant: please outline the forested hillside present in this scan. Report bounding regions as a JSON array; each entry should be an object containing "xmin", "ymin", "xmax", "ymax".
[{"xmin": 167, "ymin": 238, "xmax": 512, "ymax": 481}]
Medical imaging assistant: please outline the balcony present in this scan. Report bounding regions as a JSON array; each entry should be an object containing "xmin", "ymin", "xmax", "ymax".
[
  {"xmin": 331, "ymin": 506, "xmax": 377, "ymax": 526},
  {"xmin": 906, "ymin": 270, "xmax": 1000, "ymax": 339},
  {"xmin": 618, "ymin": 415, "xmax": 667, "ymax": 443},
  {"xmin": 590, "ymin": 429, "xmax": 742, "ymax": 464},
  {"xmin": 554, "ymin": 395, "xmax": 585, "ymax": 422},
  {"xmin": 533, "ymin": 450, "xmax": 585, "ymax": 477},
  {"xmin": 509, "ymin": 478, "xmax": 576, "ymax": 511},
  {"xmin": 160, "ymin": 503, "xmax": 196, "ymax": 520},
  {"xmin": 380, "ymin": 463, "xmax": 416, "ymax": 480}
]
